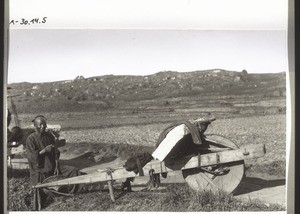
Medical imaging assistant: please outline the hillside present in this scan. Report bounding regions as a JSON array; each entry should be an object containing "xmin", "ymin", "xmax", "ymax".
[{"xmin": 7, "ymin": 69, "xmax": 286, "ymax": 114}]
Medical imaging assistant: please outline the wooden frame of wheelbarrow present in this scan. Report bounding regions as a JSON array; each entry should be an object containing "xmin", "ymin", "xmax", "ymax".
[{"xmin": 33, "ymin": 143, "xmax": 266, "ymax": 210}]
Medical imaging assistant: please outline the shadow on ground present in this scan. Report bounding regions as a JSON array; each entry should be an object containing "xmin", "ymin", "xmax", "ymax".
[{"xmin": 234, "ymin": 177, "xmax": 285, "ymax": 196}]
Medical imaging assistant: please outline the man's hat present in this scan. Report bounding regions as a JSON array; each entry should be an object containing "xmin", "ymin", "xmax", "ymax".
[{"xmin": 32, "ymin": 115, "xmax": 47, "ymax": 123}]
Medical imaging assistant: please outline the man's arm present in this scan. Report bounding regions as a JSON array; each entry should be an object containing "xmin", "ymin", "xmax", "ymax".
[{"xmin": 38, "ymin": 145, "xmax": 53, "ymax": 155}]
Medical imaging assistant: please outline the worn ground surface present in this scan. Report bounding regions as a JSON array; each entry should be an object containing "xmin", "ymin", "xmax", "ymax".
[{"xmin": 7, "ymin": 113, "xmax": 287, "ymax": 211}]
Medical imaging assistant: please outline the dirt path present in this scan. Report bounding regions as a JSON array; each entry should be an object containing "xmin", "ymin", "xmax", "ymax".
[{"xmin": 234, "ymin": 173, "xmax": 286, "ymax": 207}]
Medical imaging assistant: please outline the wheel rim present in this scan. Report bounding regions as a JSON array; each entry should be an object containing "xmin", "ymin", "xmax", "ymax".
[{"xmin": 182, "ymin": 134, "xmax": 244, "ymax": 194}]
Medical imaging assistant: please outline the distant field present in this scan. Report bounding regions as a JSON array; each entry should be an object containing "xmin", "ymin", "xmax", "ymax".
[
  {"xmin": 15, "ymin": 95, "xmax": 286, "ymax": 128},
  {"xmin": 15, "ymin": 110, "xmax": 286, "ymax": 165}
]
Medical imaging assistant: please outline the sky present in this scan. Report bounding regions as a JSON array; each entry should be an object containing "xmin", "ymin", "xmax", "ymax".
[
  {"xmin": 8, "ymin": 30, "xmax": 287, "ymax": 83},
  {"xmin": 7, "ymin": 0, "xmax": 288, "ymax": 83}
]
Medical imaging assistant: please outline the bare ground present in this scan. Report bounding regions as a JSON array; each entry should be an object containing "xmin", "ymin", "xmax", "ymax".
[{"xmin": 8, "ymin": 113, "xmax": 287, "ymax": 211}]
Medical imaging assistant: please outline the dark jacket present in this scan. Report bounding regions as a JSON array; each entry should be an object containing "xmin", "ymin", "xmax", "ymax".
[{"xmin": 26, "ymin": 131, "xmax": 60, "ymax": 185}]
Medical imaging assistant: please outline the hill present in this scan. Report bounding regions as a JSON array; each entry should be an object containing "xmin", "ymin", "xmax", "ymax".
[{"xmin": 7, "ymin": 69, "xmax": 286, "ymax": 115}]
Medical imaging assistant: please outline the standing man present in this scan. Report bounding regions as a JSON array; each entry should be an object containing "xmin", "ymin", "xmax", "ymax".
[{"xmin": 26, "ymin": 115, "xmax": 83, "ymax": 208}]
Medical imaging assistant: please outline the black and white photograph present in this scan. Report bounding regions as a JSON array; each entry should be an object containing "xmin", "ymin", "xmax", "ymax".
[{"xmin": 5, "ymin": 0, "xmax": 290, "ymax": 213}]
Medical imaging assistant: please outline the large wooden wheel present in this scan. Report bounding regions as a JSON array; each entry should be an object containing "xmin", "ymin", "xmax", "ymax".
[{"xmin": 182, "ymin": 134, "xmax": 245, "ymax": 194}]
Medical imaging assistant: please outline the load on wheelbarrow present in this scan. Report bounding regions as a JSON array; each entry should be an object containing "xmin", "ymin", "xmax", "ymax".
[{"xmin": 33, "ymin": 117, "xmax": 266, "ymax": 209}]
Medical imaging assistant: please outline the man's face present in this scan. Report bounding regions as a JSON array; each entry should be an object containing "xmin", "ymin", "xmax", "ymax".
[{"xmin": 34, "ymin": 118, "xmax": 47, "ymax": 134}]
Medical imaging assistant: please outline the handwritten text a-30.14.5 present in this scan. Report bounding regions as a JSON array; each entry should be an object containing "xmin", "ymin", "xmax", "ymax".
[{"xmin": 9, "ymin": 17, "xmax": 47, "ymax": 26}]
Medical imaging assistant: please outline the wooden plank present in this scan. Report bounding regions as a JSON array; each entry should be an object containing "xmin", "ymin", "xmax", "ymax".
[
  {"xmin": 107, "ymin": 181, "xmax": 115, "ymax": 202},
  {"xmin": 10, "ymin": 145, "xmax": 26, "ymax": 155},
  {"xmin": 33, "ymin": 188, "xmax": 38, "ymax": 210},
  {"xmin": 37, "ymin": 188, "xmax": 42, "ymax": 211},
  {"xmin": 10, "ymin": 158, "xmax": 28, "ymax": 163},
  {"xmin": 34, "ymin": 144, "xmax": 265, "ymax": 189},
  {"xmin": 9, "ymin": 158, "xmax": 29, "ymax": 169},
  {"xmin": 46, "ymin": 124, "xmax": 61, "ymax": 132}
]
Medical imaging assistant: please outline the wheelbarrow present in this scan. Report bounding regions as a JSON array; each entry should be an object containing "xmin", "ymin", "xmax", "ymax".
[{"xmin": 33, "ymin": 117, "xmax": 266, "ymax": 209}]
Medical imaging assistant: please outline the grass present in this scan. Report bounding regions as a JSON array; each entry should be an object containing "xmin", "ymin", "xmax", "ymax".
[
  {"xmin": 7, "ymin": 169, "xmax": 285, "ymax": 211},
  {"xmin": 245, "ymin": 160, "xmax": 286, "ymax": 177},
  {"xmin": 7, "ymin": 169, "xmax": 33, "ymax": 211},
  {"xmin": 160, "ymin": 184, "xmax": 284, "ymax": 212}
]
